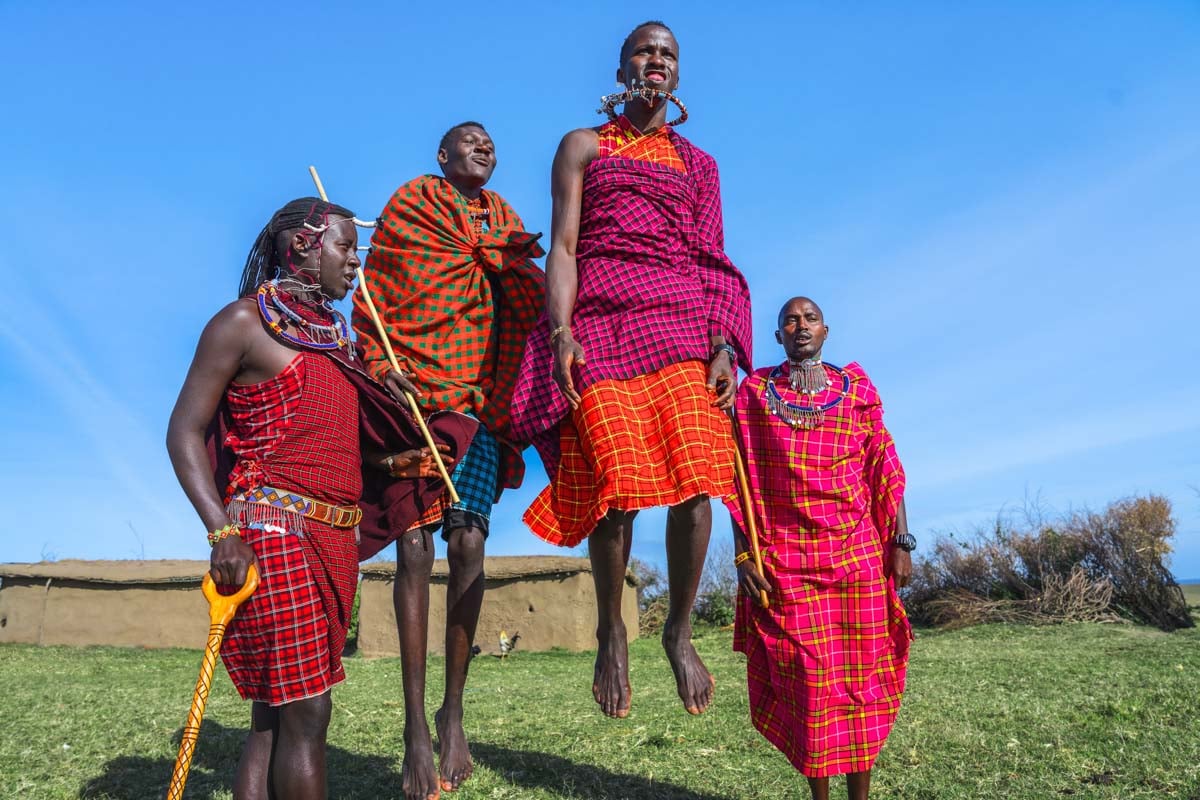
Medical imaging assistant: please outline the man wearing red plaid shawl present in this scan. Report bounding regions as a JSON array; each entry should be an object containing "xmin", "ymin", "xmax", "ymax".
[
  {"xmin": 727, "ymin": 296, "xmax": 914, "ymax": 800},
  {"xmin": 511, "ymin": 21, "xmax": 751, "ymax": 720},
  {"xmin": 352, "ymin": 123, "xmax": 545, "ymax": 799},
  {"xmin": 168, "ymin": 198, "xmax": 469, "ymax": 799}
]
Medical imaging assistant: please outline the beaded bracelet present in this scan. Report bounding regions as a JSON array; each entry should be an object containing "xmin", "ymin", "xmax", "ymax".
[
  {"xmin": 549, "ymin": 325, "xmax": 570, "ymax": 345},
  {"xmin": 734, "ymin": 551, "xmax": 751, "ymax": 567},
  {"xmin": 207, "ymin": 523, "xmax": 240, "ymax": 547}
]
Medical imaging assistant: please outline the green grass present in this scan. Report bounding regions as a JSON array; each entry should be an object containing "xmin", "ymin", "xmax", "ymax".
[
  {"xmin": 1181, "ymin": 582, "xmax": 1200, "ymax": 609},
  {"xmin": 2, "ymin": 621, "xmax": 1199, "ymax": 799}
]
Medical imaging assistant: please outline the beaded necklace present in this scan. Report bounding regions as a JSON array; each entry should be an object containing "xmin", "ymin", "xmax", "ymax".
[
  {"xmin": 765, "ymin": 362, "xmax": 850, "ymax": 430},
  {"xmin": 256, "ymin": 280, "xmax": 353, "ymax": 356},
  {"xmin": 466, "ymin": 197, "xmax": 489, "ymax": 235}
]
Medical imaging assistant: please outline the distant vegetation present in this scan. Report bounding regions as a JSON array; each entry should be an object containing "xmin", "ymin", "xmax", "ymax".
[{"xmin": 904, "ymin": 494, "xmax": 1193, "ymax": 632}]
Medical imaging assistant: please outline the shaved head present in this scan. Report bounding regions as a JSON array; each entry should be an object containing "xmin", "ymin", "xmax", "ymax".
[{"xmin": 777, "ymin": 296, "xmax": 824, "ymax": 328}]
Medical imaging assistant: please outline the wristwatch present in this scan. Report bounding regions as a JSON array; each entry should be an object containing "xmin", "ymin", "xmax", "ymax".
[{"xmin": 891, "ymin": 532, "xmax": 917, "ymax": 552}]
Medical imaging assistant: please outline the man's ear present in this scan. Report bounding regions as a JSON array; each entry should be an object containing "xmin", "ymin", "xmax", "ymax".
[
  {"xmin": 774, "ymin": 330, "xmax": 783, "ymax": 344},
  {"xmin": 290, "ymin": 231, "xmax": 311, "ymax": 255},
  {"xmin": 615, "ymin": 67, "xmax": 626, "ymax": 87},
  {"xmin": 436, "ymin": 147, "xmax": 449, "ymax": 166}
]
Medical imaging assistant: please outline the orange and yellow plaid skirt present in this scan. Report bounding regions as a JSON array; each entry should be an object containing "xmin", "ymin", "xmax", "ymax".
[{"xmin": 524, "ymin": 360, "xmax": 735, "ymax": 547}]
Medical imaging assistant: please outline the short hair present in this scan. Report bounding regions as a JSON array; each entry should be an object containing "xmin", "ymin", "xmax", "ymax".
[
  {"xmin": 438, "ymin": 121, "xmax": 488, "ymax": 154},
  {"xmin": 619, "ymin": 20, "xmax": 673, "ymax": 65},
  {"xmin": 238, "ymin": 197, "xmax": 355, "ymax": 298}
]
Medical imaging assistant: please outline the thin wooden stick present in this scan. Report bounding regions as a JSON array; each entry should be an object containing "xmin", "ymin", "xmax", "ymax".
[
  {"xmin": 732, "ymin": 438, "xmax": 769, "ymax": 610},
  {"xmin": 307, "ymin": 166, "xmax": 376, "ymax": 228},
  {"xmin": 307, "ymin": 165, "xmax": 460, "ymax": 504},
  {"xmin": 166, "ymin": 565, "xmax": 259, "ymax": 799}
]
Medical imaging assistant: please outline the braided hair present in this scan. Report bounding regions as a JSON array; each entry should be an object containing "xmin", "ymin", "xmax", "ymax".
[
  {"xmin": 619, "ymin": 20, "xmax": 673, "ymax": 64},
  {"xmin": 238, "ymin": 197, "xmax": 356, "ymax": 298}
]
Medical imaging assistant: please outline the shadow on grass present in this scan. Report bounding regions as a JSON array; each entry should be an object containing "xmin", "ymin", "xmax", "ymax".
[
  {"xmin": 472, "ymin": 742, "xmax": 729, "ymax": 800},
  {"xmin": 80, "ymin": 721, "xmax": 402, "ymax": 799}
]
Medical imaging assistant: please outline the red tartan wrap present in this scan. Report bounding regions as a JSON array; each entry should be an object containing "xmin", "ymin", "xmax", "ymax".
[
  {"xmin": 206, "ymin": 329, "xmax": 478, "ymax": 562},
  {"xmin": 353, "ymin": 175, "xmax": 544, "ymax": 494}
]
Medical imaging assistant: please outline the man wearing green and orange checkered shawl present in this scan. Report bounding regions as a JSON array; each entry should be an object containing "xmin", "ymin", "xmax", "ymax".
[{"xmin": 352, "ymin": 121, "xmax": 544, "ymax": 799}]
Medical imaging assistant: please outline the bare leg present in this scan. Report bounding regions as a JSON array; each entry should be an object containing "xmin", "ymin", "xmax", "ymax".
[
  {"xmin": 270, "ymin": 692, "xmax": 331, "ymax": 800},
  {"xmin": 436, "ymin": 525, "xmax": 485, "ymax": 792},
  {"xmin": 589, "ymin": 509, "xmax": 637, "ymax": 717},
  {"xmin": 394, "ymin": 532, "xmax": 439, "ymax": 800},
  {"xmin": 807, "ymin": 777, "xmax": 830, "ymax": 800},
  {"xmin": 662, "ymin": 495, "xmax": 715, "ymax": 714},
  {"xmin": 233, "ymin": 702, "xmax": 276, "ymax": 800},
  {"xmin": 847, "ymin": 770, "xmax": 871, "ymax": 800}
]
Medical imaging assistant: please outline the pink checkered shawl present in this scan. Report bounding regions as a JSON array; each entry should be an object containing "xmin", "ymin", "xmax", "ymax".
[
  {"xmin": 726, "ymin": 361, "xmax": 912, "ymax": 777},
  {"xmin": 511, "ymin": 131, "xmax": 751, "ymax": 474}
]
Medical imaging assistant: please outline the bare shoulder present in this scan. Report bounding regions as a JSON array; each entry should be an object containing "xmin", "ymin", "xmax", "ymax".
[
  {"xmin": 200, "ymin": 297, "xmax": 266, "ymax": 350},
  {"xmin": 556, "ymin": 128, "xmax": 599, "ymax": 167}
]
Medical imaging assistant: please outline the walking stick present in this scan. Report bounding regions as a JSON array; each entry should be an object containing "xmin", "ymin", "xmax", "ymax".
[
  {"xmin": 166, "ymin": 564, "xmax": 259, "ymax": 799},
  {"xmin": 306, "ymin": 165, "xmax": 461, "ymax": 505},
  {"xmin": 731, "ymin": 435, "xmax": 770, "ymax": 610}
]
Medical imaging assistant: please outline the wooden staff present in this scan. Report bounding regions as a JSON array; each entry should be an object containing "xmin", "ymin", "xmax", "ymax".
[
  {"xmin": 166, "ymin": 564, "xmax": 259, "ymax": 799},
  {"xmin": 307, "ymin": 165, "xmax": 460, "ymax": 504},
  {"xmin": 731, "ymin": 435, "xmax": 769, "ymax": 610}
]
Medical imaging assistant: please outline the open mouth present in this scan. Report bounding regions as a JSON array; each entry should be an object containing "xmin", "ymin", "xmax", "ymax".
[
  {"xmin": 472, "ymin": 155, "xmax": 492, "ymax": 167},
  {"xmin": 644, "ymin": 70, "xmax": 667, "ymax": 83}
]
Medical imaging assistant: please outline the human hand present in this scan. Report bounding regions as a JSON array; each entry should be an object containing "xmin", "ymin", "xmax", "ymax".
[
  {"xmin": 707, "ymin": 352, "xmax": 736, "ymax": 410},
  {"xmin": 382, "ymin": 445, "xmax": 456, "ymax": 478},
  {"xmin": 383, "ymin": 369, "xmax": 421, "ymax": 404},
  {"xmin": 737, "ymin": 559, "xmax": 772, "ymax": 601},
  {"xmin": 209, "ymin": 532, "xmax": 257, "ymax": 587},
  {"xmin": 552, "ymin": 332, "xmax": 587, "ymax": 410}
]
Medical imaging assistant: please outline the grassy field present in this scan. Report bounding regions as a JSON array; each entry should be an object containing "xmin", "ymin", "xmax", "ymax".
[{"xmin": 2, "ymin": 617, "xmax": 1199, "ymax": 800}]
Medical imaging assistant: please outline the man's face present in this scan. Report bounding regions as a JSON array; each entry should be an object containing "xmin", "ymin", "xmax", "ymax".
[
  {"xmin": 314, "ymin": 217, "xmax": 360, "ymax": 300},
  {"xmin": 775, "ymin": 297, "xmax": 828, "ymax": 361},
  {"xmin": 438, "ymin": 126, "xmax": 496, "ymax": 187},
  {"xmin": 618, "ymin": 26, "xmax": 680, "ymax": 93}
]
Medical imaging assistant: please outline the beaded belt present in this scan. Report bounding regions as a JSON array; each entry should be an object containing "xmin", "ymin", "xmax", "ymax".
[{"xmin": 232, "ymin": 486, "xmax": 362, "ymax": 529}]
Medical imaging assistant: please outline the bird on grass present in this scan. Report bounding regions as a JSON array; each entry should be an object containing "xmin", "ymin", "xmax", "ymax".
[{"xmin": 498, "ymin": 630, "xmax": 521, "ymax": 660}]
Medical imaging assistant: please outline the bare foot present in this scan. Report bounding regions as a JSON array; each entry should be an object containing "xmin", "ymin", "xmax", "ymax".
[
  {"xmin": 663, "ymin": 623, "xmax": 715, "ymax": 715},
  {"xmin": 434, "ymin": 705, "xmax": 473, "ymax": 792},
  {"xmin": 401, "ymin": 719, "xmax": 440, "ymax": 800},
  {"xmin": 592, "ymin": 623, "xmax": 632, "ymax": 718}
]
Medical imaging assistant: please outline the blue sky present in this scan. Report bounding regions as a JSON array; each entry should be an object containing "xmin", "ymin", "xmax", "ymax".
[{"xmin": 2, "ymin": 2, "xmax": 1198, "ymax": 578}]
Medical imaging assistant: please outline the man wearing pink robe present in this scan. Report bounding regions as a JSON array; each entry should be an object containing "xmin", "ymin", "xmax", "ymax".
[{"xmin": 727, "ymin": 296, "xmax": 915, "ymax": 800}]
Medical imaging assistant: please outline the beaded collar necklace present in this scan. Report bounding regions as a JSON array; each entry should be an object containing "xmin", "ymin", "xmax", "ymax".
[
  {"xmin": 256, "ymin": 280, "xmax": 353, "ymax": 356},
  {"xmin": 765, "ymin": 361, "xmax": 850, "ymax": 430}
]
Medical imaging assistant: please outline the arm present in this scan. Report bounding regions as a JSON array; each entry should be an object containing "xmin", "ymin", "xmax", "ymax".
[
  {"xmin": 546, "ymin": 129, "xmax": 596, "ymax": 410},
  {"xmin": 732, "ymin": 518, "xmax": 772, "ymax": 598},
  {"xmin": 890, "ymin": 498, "xmax": 913, "ymax": 588},
  {"xmin": 165, "ymin": 303, "xmax": 259, "ymax": 585}
]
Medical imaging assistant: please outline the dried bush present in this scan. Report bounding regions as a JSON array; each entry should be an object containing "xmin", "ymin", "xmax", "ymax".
[{"xmin": 905, "ymin": 495, "xmax": 1193, "ymax": 631}]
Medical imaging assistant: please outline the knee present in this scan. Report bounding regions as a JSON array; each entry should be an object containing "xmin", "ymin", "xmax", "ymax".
[
  {"xmin": 279, "ymin": 693, "xmax": 332, "ymax": 741},
  {"xmin": 396, "ymin": 531, "xmax": 435, "ymax": 574},
  {"xmin": 670, "ymin": 495, "xmax": 711, "ymax": 525},
  {"xmin": 446, "ymin": 527, "xmax": 485, "ymax": 573}
]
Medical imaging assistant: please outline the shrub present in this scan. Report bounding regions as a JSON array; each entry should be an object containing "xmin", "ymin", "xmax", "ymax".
[{"xmin": 904, "ymin": 495, "xmax": 1192, "ymax": 632}]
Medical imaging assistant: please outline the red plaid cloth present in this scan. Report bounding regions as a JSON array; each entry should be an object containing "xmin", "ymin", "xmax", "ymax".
[
  {"xmin": 598, "ymin": 114, "xmax": 687, "ymax": 172},
  {"xmin": 727, "ymin": 362, "xmax": 911, "ymax": 777},
  {"xmin": 524, "ymin": 360, "xmax": 734, "ymax": 547},
  {"xmin": 220, "ymin": 351, "xmax": 361, "ymax": 704},
  {"xmin": 353, "ymin": 175, "xmax": 545, "ymax": 491},
  {"xmin": 220, "ymin": 520, "xmax": 358, "ymax": 705},
  {"xmin": 511, "ymin": 128, "xmax": 751, "ymax": 478},
  {"xmin": 224, "ymin": 354, "xmax": 361, "ymax": 506}
]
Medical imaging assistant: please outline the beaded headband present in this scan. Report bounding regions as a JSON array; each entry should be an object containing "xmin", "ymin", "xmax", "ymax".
[{"xmin": 597, "ymin": 81, "xmax": 688, "ymax": 126}]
